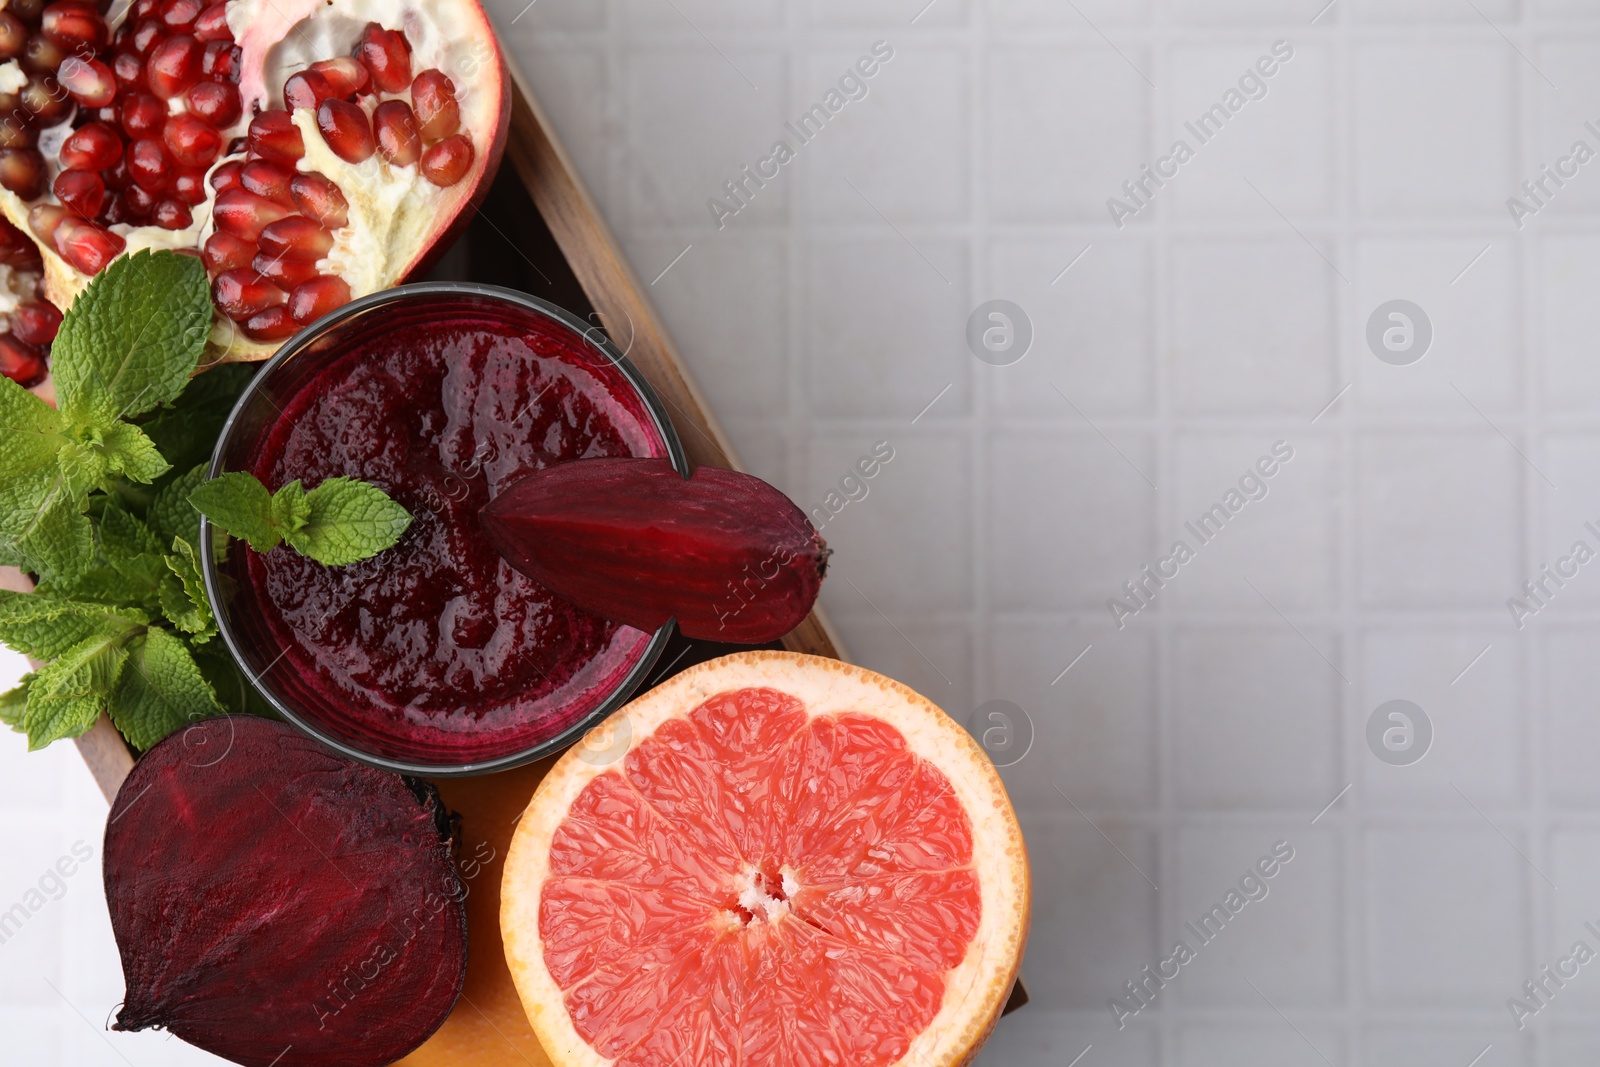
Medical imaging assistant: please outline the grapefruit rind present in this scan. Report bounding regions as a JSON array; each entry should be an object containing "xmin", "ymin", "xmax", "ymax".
[{"xmin": 500, "ymin": 651, "xmax": 1031, "ymax": 1067}]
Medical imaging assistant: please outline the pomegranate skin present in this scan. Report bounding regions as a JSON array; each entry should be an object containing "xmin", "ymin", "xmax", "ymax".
[
  {"xmin": 104, "ymin": 716, "xmax": 468, "ymax": 1067},
  {"xmin": 481, "ymin": 457, "xmax": 830, "ymax": 643}
]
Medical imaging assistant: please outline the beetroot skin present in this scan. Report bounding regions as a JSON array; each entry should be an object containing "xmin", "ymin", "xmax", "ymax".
[
  {"xmin": 480, "ymin": 457, "xmax": 829, "ymax": 643},
  {"xmin": 104, "ymin": 716, "xmax": 467, "ymax": 1067}
]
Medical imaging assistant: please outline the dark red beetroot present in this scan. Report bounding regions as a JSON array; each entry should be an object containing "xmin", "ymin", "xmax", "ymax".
[
  {"xmin": 105, "ymin": 716, "xmax": 467, "ymax": 1067},
  {"xmin": 480, "ymin": 457, "xmax": 829, "ymax": 643}
]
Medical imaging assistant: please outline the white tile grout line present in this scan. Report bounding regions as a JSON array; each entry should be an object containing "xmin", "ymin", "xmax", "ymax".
[{"xmin": 1054, "ymin": 780, "xmax": 1160, "ymax": 891}]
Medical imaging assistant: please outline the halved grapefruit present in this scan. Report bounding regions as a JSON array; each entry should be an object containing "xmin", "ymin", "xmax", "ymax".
[{"xmin": 501, "ymin": 651, "xmax": 1029, "ymax": 1067}]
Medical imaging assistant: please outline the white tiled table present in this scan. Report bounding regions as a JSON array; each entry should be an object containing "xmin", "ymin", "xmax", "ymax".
[{"xmin": 7, "ymin": 1, "xmax": 1597, "ymax": 1063}]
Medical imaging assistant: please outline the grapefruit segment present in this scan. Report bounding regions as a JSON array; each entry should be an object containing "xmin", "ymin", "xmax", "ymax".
[{"xmin": 503, "ymin": 652, "xmax": 1029, "ymax": 1067}]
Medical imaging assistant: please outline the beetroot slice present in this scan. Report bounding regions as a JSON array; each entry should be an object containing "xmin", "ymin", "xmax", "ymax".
[
  {"xmin": 480, "ymin": 457, "xmax": 829, "ymax": 643},
  {"xmin": 104, "ymin": 716, "xmax": 467, "ymax": 1067}
]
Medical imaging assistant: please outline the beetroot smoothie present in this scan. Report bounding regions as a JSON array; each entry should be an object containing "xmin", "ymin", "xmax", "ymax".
[{"xmin": 216, "ymin": 294, "xmax": 674, "ymax": 768}]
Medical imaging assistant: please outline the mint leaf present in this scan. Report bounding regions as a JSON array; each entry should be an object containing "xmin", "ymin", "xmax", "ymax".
[
  {"xmin": 110, "ymin": 627, "xmax": 221, "ymax": 750},
  {"xmin": 149, "ymin": 463, "xmax": 207, "ymax": 548},
  {"xmin": 271, "ymin": 479, "xmax": 310, "ymax": 534},
  {"xmin": 160, "ymin": 536, "xmax": 214, "ymax": 641},
  {"xmin": 188, "ymin": 471, "xmax": 281, "ymax": 552},
  {"xmin": 53, "ymin": 250, "xmax": 212, "ymax": 425},
  {"xmin": 24, "ymin": 627, "xmax": 134, "ymax": 749},
  {"xmin": 288, "ymin": 477, "xmax": 413, "ymax": 566},
  {"xmin": 0, "ymin": 674, "xmax": 30, "ymax": 729},
  {"xmin": 0, "ymin": 375, "xmax": 65, "ymax": 481},
  {"xmin": 0, "ymin": 589, "xmax": 146, "ymax": 659},
  {"xmin": 98, "ymin": 503, "xmax": 168, "ymax": 593},
  {"xmin": 136, "ymin": 361, "xmax": 257, "ymax": 474},
  {"xmin": 100, "ymin": 422, "xmax": 170, "ymax": 484},
  {"xmin": 0, "ymin": 477, "xmax": 94, "ymax": 584}
]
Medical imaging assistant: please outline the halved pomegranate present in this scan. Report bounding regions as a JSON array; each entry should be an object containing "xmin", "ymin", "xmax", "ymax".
[{"xmin": 0, "ymin": 0, "xmax": 508, "ymax": 363}]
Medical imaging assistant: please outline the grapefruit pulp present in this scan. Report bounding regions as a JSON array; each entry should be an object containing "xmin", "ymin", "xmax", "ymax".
[{"xmin": 501, "ymin": 651, "xmax": 1030, "ymax": 1067}]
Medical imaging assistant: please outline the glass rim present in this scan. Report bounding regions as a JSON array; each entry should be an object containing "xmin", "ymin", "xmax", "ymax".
[{"xmin": 199, "ymin": 282, "xmax": 688, "ymax": 778}]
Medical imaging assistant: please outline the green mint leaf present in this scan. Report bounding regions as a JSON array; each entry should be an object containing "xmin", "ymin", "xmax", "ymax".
[
  {"xmin": 190, "ymin": 639, "xmax": 275, "ymax": 719},
  {"xmin": 135, "ymin": 362, "xmax": 257, "ymax": 474},
  {"xmin": 0, "ymin": 476, "xmax": 94, "ymax": 584},
  {"xmin": 0, "ymin": 673, "xmax": 30, "ymax": 730},
  {"xmin": 160, "ymin": 536, "xmax": 214, "ymax": 641},
  {"xmin": 188, "ymin": 471, "xmax": 282, "ymax": 552},
  {"xmin": 149, "ymin": 463, "xmax": 207, "ymax": 549},
  {"xmin": 24, "ymin": 627, "xmax": 134, "ymax": 749},
  {"xmin": 53, "ymin": 250, "xmax": 212, "ymax": 425},
  {"xmin": 99, "ymin": 422, "xmax": 170, "ymax": 485},
  {"xmin": 0, "ymin": 375, "xmax": 65, "ymax": 482},
  {"xmin": 109, "ymin": 627, "xmax": 221, "ymax": 750},
  {"xmin": 98, "ymin": 503, "xmax": 168, "ymax": 592},
  {"xmin": 0, "ymin": 589, "xmax": 146, "ymax": 659},
  {"xmin": 55, "ymin": 438, "xmax": 111, "ymax": 498},
  {"xmin": 286, "ymin": 477, "xmax": 413, "ymax": 566},
  {"xmin": 271, "ymin": 479, "xmax": 310, "ymax": 533}
]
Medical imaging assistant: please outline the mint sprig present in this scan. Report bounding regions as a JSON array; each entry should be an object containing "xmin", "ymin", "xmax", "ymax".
[
  {"xmin": 190, "ymin": 473, "xmax": 412, "ymax": 566},
  {"xmin": 0, "ymin": 250, "xmax": 210, "ymax": 585}
]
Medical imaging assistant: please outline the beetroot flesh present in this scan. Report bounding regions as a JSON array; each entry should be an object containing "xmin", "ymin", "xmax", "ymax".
[
  {"xmin": 480, "ymin": 457, "xmax": 828, "ymax": 643},
  {"xmin": 104, "ymin": 716, "xmax": 467, "ymax": 1067}
]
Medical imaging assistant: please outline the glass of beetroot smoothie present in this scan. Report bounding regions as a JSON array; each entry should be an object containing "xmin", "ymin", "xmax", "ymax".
[{"xmin": 202, "ymin": 284, "xmax": 686, "ymax": 775}]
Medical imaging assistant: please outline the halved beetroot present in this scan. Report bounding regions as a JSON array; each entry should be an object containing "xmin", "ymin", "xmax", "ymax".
[
  {"xmin": 105, "ymin": 716, "xmax": 468, "ymax": 1067},
  {"xmin": 0, "ymin": 0, "xmax": 509, "ymax": 364}
]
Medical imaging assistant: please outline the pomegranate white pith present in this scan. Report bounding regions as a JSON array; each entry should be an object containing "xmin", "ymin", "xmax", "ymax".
[{"xmin": 0, "ymin": 0, "xmax": 508, "ymax": 366}]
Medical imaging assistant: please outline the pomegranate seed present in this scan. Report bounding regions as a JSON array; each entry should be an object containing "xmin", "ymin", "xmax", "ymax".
[
  {"xmin": 104, "ymin": 153, "xmax": 130, "ymax": 190},
  {"xmin": 411, "ymin": 70, "xmax": 459, "ymax": 143},
  {"xmin": 28, "ymin": 203, "xmax": 65, "ymax": 245},
  {"xmin": 240, "ymin": 160, "xmax": 293, "ymax": 205},
  {"xmin": 0, "ymin": 223, "xmax": 41, "ymax": 269},
  {"xmin": 162, "ymin": 112, "xmax": 219, "ymax": 167},
  {"xmin": 185, "ymin": 78, "xmax": 238, "ymax": 125},
  {"xmin": 311, "ymin": 57, "xmax": 367, "ymax": 97},
  {"xmin": 124, "ymin": 182, "xmax": 157, "ymax": 217},
  {"xmin": 354, "ymin": 23, "xmax": 410, "ymax": 94},
  {"xmin": 0, "ymin": 119, "xmax": 36, "ymax": 149},
  {"xmin": 10, "ymin": 0, "xmax": 44, "ymax": 22},
  {"xmin": 226, "ymin": 135, "xmax": 244, "ymax": 154},
  {"xmin": 57, "ymin": 56, "xmax": 116, "ymax": 107},
  {"xmin": 159, "ymin": 0, "xmax": 201, "ymax": 30},
  {"xmin": 420, "ymin": 135, "xmax": 473, "ymax": 187},
  {"xmin": 54, "ymin": 168, "xmax": 105, "ymax": 218},
  {"xmin": 247, "ymin": 109, "xmax": 302, "ymax": 164},
  {"xmin": 61, "ymin": 122, "xmax": 122, "ymax": 170},
  {"xmin": 131, "ymin": 17, "xmax": 164, "ymax": 55},
  {"xmin": 147, "ymin": 34, "xmax": 200, "ymax": 98},
  {"xmin": 128, "ymin": 138, "xmax": 178, "ymax": 191},
  {"xmin": 212, "ymin": 268, "xmax": 284, "ymax": 320},
  {"xmin": 213, "ymin": 187, "xmax": 291, "ymax": 240},
  {"xmin": 102, "ymin": 191, "xmax": 131, "ymax": 224},
  {"xmin": 253, "ymin": 252, "xmax": 317, "ymax": 289},
  {"xmin": 289, "ymin": 274, "xmax": 350, "ymax": 325},
  {"xmin": 258, "ymin": 215, "xmax": 331, "ymax": 260},
  {"xmin": 282, "ymin": 69, "xmax": 334, "ymax": 111},
  {"xmin": 0, "ymin": 13, "xmax": 26, "ymax": 60},
  {"xmin": 288, "ymin": 172, "xmax": 346, "ymax": 228},
  {"xmin": 20, "ymin": 75, "xmax": 71, "ymax": 127},
  {"xmin": 209, "ymin": 158, "xmax": 242, "ymax": 191},
  {"xmin": 192, "ymin": 1, "xmax": 228, "ymax": 41},
  {"xmin": 0, "ymin": 148, "xmax": 45, "ymax": 198},
  {"xmin": 243, "ymin": 304, "xmax": 298, "ymax": 340},
  {"xmin": 373, "ymin": 100, "xmax": 419, "ymax": 167},
  {"xmin": 120, "ymin": 92, "xmax": 164, "ymax": 137},
  {"xmin": 316, "ymin": 99, "xmax": 372, "ymax": 163},
  {"xmin": 153, "ymin": 197, "xmax": 190, "ymax": 229},
  {"xmin": 112, "ymin": 50, "xmax": 144, "ymax": 90},
  {"xmin": 133, "ymin": 0, "xmax": 159, "ymax": 19},
  {"xmin": 172, "ymin": 166, "xmax": 206, "ymax": 204},
  {"xmin": 55, "ymin": 217, "xmax": 125, "ymax": 274},
  {"xmin": 22, "ymin": 34, "xmax": 66, "ymax": 73},
  {"xmin": 200, "ymin": 38, "xmax": 237, "ymax": 80},
  {"xmin": 202, "ymin": 230, "xmax": 253, "ymax": 272},
  {"xmin": 12, "ymin": 299, "xmax": 60, "ymax": 345},
  {"xmin": 41, "ymin": 2, "xmax": 108, "ymax": 50},
  {"xmin": 0, "ymin": 335, "xmax": 46, "ymax": 388},
  {"xmin": 113, "ymin": 17, "xmax": 135, "ymax": 47}
]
